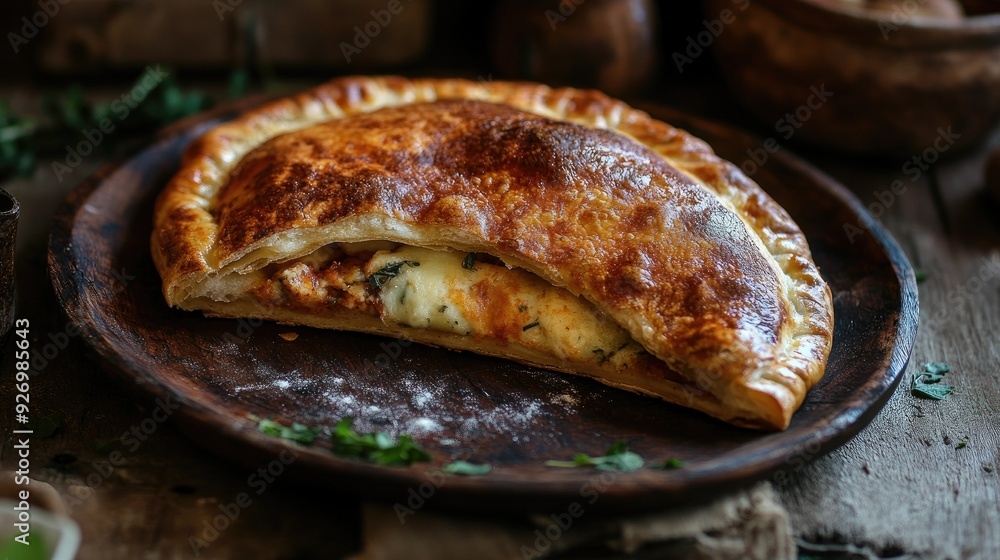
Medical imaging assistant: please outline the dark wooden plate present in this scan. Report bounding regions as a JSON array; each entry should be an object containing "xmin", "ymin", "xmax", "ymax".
[{"xmin": 49, "ymin": 102, "xmax": 918, "ymax": 513}]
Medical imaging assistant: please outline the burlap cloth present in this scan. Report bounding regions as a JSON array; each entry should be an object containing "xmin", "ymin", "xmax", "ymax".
[
  {"xmin": 349, "ymin": 481, "xmax": 794, "ymax": 560},
  {"xmin": 3, "ymin": 471, "xmax": 792, "ymax": 559}
]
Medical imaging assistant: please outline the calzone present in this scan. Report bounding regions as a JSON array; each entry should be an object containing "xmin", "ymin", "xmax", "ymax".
[{"xmin": 152, "ymin": 77, "xmax": 834, "ymax": 430}]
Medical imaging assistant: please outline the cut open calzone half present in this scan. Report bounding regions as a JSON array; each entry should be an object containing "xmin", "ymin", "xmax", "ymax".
[{"xmin": 152, "ymin": 76, "xmax": 834, "ymax": 430}]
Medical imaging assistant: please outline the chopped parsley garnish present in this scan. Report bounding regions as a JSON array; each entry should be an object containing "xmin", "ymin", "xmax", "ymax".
[
  {"xmin": 956, "ymin": 440, "xmax": 967, "ymax": 450},
  {"xmin": 367, "ymin": 260, "xmax": 420, "ymax": 291},
  {"xmin": 462, "ymin": 253, "xmax": 478, "ymax": 271},
  {"xmin": 331, "ymin": 418, "xmax": 432, "ymax": 466},
  {"xmin": 914, "ymin": 270, "xmax": 928, "ymax": 283},
  {"xmin": 659, "ymin": 458, "xmax": 685, "ymax": 469},
  {"xmin": 442, "ymin": 461, "xmax": 492, "ymax": 476},
  {"xmin": 258, "ymin": 419, "xmax": 321, "ymax": 445},
  {"xmin": 911, "ymin": 362, "xmax": 954, "ymax": 400},
  {"xmin": 544, "ymin": 440, "xmax": 644, "ymax": 472},
  {"xmin": 256, "ymin": 416, "xmax": 431, "ymax": 466},
  {"xmin": 522, "ymin": 320, "xmax": 540, "ymax": 331}
]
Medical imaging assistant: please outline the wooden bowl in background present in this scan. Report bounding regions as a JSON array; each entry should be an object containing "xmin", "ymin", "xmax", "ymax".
[
  {"xmin": 492, "ymin": 0, "xmax": 658, "ymax": 97},
  {"xmin": 705, "ymin": 0, "xmax": 1000, "ymax": 158}
]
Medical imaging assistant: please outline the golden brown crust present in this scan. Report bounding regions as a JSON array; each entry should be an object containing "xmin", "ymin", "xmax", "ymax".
[{"xmin": 151, "ymin": 76, "xmax": 834, "ymax": 430}]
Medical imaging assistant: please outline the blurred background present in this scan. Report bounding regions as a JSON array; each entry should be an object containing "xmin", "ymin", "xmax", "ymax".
[
  {"xmin": 0, "ymin": 0, "xmax": 696, "ymax": 89},
  {"xmin": 5, "ymin": 0, "xmax": 1000, "ymax": 181}
]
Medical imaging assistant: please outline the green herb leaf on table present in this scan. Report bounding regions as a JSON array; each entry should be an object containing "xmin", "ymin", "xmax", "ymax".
[
  {"xmin": 442, "ymin": 461, "xmax": 492, "ymax": 476},
  {"xmin": 332, "ymin": 418, "xmax": 432, "ymax": 466},
  {"xmin": 543, "ymin": 454, "xmax": 593, "ymax": 469},
  {"xmin": 545, "ymin": 440, "xmax": 644, "ymax": 472},
  {"xmin": 605, "ymin": 440, "xmax": 628, "ymax": 455},
  {"xmin": 955, "ymin": 440, "xmax": 967, "ymax": 449},
  {"xmin": 911, "ymin": 362, "xmax": 954, "ymax": 400},
  {"xmin": 255, "ymin": 416, "xmax": 432, "ymax": 466},
  {"xmin": 924, "ymin": 362, "xmax": 951, "ymax": 375},
  {"xmin": 257, "ymin": 419, "xmax": 321, "ymax": 445}
]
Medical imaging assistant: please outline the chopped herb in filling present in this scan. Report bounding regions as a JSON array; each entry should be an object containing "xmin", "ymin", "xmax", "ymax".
[{"xmin": 367, "ymin": 260, "xmax": 420, "ymax": 291}]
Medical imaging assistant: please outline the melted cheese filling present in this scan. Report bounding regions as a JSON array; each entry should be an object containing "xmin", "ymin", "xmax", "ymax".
[{"xmin": 254, "ymin": 243, "xmax": 648, "ymax": 369}]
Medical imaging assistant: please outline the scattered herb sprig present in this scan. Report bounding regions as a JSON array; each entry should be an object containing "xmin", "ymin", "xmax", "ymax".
[
  {"xmin": 911, "ymin": 362, "xmax": 954, "ymax": 400},
  {"xmin": 367, "ymin": 260, "xmax": 420, "ymax": 291},
  {"xmin": 545, "ymin": 441, "xmax": 644, "ymax": 472},
  {"xmin": 258, "ymin": 418, "xmax": 321, "ymax": 445},
  {"xmin": 659, "ymin": 458, "xmax": 685, "ymax": 469},
  {"xmin": 331, "ymin": 418, "xmax": 432, "ymax": 466},
  {"xmin": 0, "ymin": 100, "xmax": 36, "ymax": 179},
  {"xmin": 1, "ymin": 71, "xmax": 213, "ymax": 183},
  {"xmin": 257, "ymin": 417, "xmax": 688, "ymax": 474},
  {"xmin": 442, "ymin": 460, "xmax": 492, "ymax": 476},
  {"xmin": 256, "ymin": 416, "xmax": 432, "ymax": 467}
]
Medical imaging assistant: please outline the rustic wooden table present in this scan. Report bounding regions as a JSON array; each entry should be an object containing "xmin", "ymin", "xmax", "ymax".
[{"xmin": 1, "ymin": 78, "xmax": 998, "ymax": 560}]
